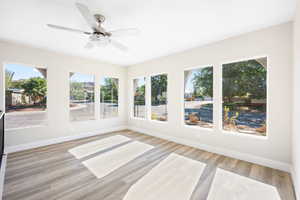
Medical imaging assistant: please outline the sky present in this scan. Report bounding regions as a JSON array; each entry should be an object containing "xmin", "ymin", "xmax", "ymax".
[
  {"xmin": 5, "ymin": 63, "xmax": 203, "ymax": 90},
  {"xmin": 5, "ymin": 63, "xmax": 97, "ymax": 83},
  {"xmin": 100, "ymin": 77, "xmax": 118, "ymax": 86},
  {"xmin": 134, "ymin": 77, "xmax": 145, "ymax": 88},
  {"xmin": 5, "ymin": 63, "xmax": 44, "ymax": 80},
  {"xmin": 70, "ymin": 72, "xmax": 94, "ymax": 83},
  {"xmin": 185, "ymin": 69, "xmax": 199, "ymax": 93}
]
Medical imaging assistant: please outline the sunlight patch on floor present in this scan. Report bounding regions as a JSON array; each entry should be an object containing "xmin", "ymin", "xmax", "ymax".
[
  {"xmin": 207, "ymin": 168, "xmax": 281, "ymax": 200},
  {"xmin": 82, "ymin": 141, "xmax": 153, "ymax": 179},
  {"xmin": 68, "ymin": 135, "xmax": 131, "ymax": 159},
  {"xmin": 123, "ymin": 153, "xmax": 206, "ymax": 200}
]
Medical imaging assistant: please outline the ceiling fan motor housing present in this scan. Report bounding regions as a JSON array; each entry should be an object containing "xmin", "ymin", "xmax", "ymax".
[
  {"xmin": 90, "ymin": 34, "xmax": 106, "ymax": 41},
  {"xmin": 94, "ymin": 14, "xmax": 105, "ymax": 24}
]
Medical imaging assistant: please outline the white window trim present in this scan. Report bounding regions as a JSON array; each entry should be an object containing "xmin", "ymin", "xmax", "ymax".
[
  {"xmin": 149, "ymin": 72, "xmax": 169, "ymax": 123},
  {"xmin": 131, "ymin": 76, "xmax": 147, "ymax": 120},
  {"xmin": 3, "ymin": 62, "xmax": 49, "ymax": 130},
  {"xmin": 69, "ymin": 72, "xmax": 96, "ymax": 122},
  {"xmin": 99, "ymin": 76, "xmax": 120, "ymax": 119},
  {"xmin": 219, "ymin": 55, "xmax": 269, "ymax": 138},
  {"xmin": 182, "ymin": 64, "xmax": 215, "ymax": 131}
]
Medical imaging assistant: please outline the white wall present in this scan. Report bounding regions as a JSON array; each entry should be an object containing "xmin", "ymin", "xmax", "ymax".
[
  {"xmin": 127, "ymin": 23, "xmax": 293, "ymax": 171},
  {"xmin": 292, "ymin": 0, "xmax": 300, "ymax": 198},
  {"xmin": 0, "ymin": 22, "xmax": 294, "ymax": 174},
  {"xmin": 0, "ymin": 40, "xmax": 127, "ymax": 147}
]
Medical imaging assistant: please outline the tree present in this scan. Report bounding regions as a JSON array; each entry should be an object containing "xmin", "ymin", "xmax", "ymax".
[
  {"xmin": 11, "ymin": 79, "xmax": 26, "ymax": 89},
  {"xmin": 134, "ymin": 85, "xmax": 145, "ymax": 105},
  {"xmin": 222, "ymin": 59, "xmax": 266, "ymax": 103},
  {"xmin": 5, "ymin": 70, "xmax": 14, "ymax": 90},
  {"xmin": 70, "ymin": 81, "xmax": 94, "ymax": 103},
  {"xmin": 70, "ymin": 82, "xmax": 86, "ymax": 101},
  {"xmin": 101, "ymin": 78, "xmax": 118, "ymax": 103},
  {"xmin": 22, "ymin": 77, "xmax": 47, "ymax": 104},
  {"xmin": 192, "ymin": 67, "xmax": 213, "ymax": 99},
  {"xmin": 151, "ymin": 74, "xmax": 167, "ymax": 105}
]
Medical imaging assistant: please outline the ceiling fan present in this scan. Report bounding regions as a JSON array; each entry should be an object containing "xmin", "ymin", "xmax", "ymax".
[{"xmin": 47, "ymin": 3, "xmax": 139, "ymax": 51}]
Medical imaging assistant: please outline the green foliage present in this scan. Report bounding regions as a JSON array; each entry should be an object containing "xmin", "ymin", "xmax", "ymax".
[
  {"xmin": 190, "ymin": 60, "xmax": 266, "ymax": 103},
  {"xmin": 5, "ymin": 70, "xmax": 14, "ymax": 90},
  {"xmin": 11, "ymin": 79, "xmax": 26, "ymax": 89},
  {"xmin": 70, "ymin": 82, "xmax": 85, "ymax": 100},
  {"xmin": 192, "ymin": 67, "xmax": 213, "ymax": 98},
  {"xmin": 134, "ymin": 85, "xmax": 145, "ymax": 105},
  {"xmin": 224, "ymin": 106, "xmax": 239, "ymax": 127},
  {"xmin": 70, "ymin": 82, "xmax": 94, "ymax": 102},
  {"xmin": 22, "ymin": 77, "xmax": 47, "ymax": 104},
  {"xmin": 151, "ymin": 74, "xmax": 167, "ymax": 105},
  {"xmin": 100, "ymin": 78, "xmax": 118, "ymax": 103},
  {"xmin": 222, "ymin": 59, "xmax": 266, "ymax": 103}
]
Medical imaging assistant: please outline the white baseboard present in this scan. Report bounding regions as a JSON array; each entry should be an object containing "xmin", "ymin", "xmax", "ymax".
[
  {"xmin": 5, "ymin": 126, "xmax": 128, "ymax": 154},
  {"xmin": 0, "ymin": 154, "xmax": 7, "ymax": 200},
  {"xmin": 128, "ymin": 126, "xmax": 291, "ymax": 172},
  {"xmin": 290, "ymin": 167, "xmax": 299, "ymax": 200}
]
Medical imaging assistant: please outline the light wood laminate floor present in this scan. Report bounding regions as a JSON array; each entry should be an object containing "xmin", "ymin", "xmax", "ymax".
[{"xmin": 3, "ymin": 130, "xmax": 296, "ymax": 200}]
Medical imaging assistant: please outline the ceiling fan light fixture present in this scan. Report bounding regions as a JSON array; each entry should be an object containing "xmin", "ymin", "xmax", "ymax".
[
  {"xmin": 47, "ymin": 2, "xmax": 139, "ymax": 52},
  {"xmin": 96, "ymin": 39, "xmax": 110, "ymax": 47}
]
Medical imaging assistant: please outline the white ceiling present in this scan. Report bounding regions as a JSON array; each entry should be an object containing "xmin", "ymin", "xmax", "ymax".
[{"xmin": 0, "ymin": 0, "xmax": 296, "ymax": 66}]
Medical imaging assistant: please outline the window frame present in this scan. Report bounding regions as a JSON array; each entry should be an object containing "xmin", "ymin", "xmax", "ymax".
[
  {"xmin": 131, "ymin": 76, "xmax": 147, "ymax": 120},
  {"xmin": 69, "ymin": 71, "xmax": 96, "ymax": 122},
  {"xmin": 99, "ymin": 76, "xmax": 120, "ymax": 119},
  {"xmin": 149, "ymin": 72, "xmax": 169, "ymax": 123},
  {"xmin": 3, "ymin": 62, "xmax": 49, "ymax": 130},
  {"xmin": 219, "ymin": 55, "xmax": 269, "ymax": 139},
  {"xmin": 182, "ymin": 64, "xmax": 215, "ymax": 132}
]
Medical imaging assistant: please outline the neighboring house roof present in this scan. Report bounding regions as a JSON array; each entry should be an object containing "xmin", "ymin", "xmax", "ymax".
[{"xmin": 7, "ymin": 88, "xmax": 24, "ymax": 93}]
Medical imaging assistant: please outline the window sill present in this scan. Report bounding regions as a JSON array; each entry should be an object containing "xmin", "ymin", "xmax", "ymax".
[
  {"xmin": 222, "ymin": 130, "xmax": 268, "ymax": 140},
  {"xmin": 5, "ymin": 125, "xmax": 48, "ymax": 131},
  {"xmin": 149, "ymin": 119, "xmax": 168, "ymax": 124},
  {"xmin": 70, "ymin": 119, "xmax": 96, "ymax": 123},
  {"xmin": 131, "ymin": 117, "xmax": 147, "ymax": 121},
  {"xmin": 183, "ymin": 124, "xmax": 214, "ymax": 132},
  {"xmin": 100, "ymin": 116, "xmax": 119, "ymax": 120}
]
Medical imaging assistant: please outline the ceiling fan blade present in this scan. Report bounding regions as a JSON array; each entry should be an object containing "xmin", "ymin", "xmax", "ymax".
[
  {"xmin": 95, "ymin": 38, "xmax": 110, "ymax": 47},
  {"xmin": 84, "ymin": 41, "xmax": 94, "ymax": 49},
  {"xmin": 110, "ymin": 39, "xmax": 128, "ymax": 52},
  {"xmin": 75, "ymin": 3, "xmax": 100, "ymax": 31},
  {"xmin": 109, "ymin": 28, "xmax": 140, "ymax": 37},
  {"xmin": 47, "ymin": 24, "xmax": 91, "ymax": 35}
]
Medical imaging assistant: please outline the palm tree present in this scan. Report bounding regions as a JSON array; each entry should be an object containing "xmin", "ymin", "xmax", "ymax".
[{"xmin": 5, "ymin": 70, "xmax": 14, "ymax": 90}]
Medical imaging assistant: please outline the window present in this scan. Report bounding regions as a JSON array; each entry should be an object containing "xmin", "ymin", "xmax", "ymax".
[
  {"xmin": 5, "ymin": 63, "xmax": 47, "ymax": 129},
  {"xmin": 222, "ymin": 57, "xmax": 267, "ymax": 136},
  {"xmin": 184, "ymin": 66, "xmax": 213, "ymax": 128},
  {"xmin": 100, "ymin": 77, "xmax": 119, "ymax": 118},
  {"xmin": 133, "ymin": 77, "xmax": 146, "ymax": 119},
  {"xmin": 151, "ymin": 74, "xmax": 167, "ymax": 121},
  {"xmin": 70, "ymin": 73, "xmax": 95, "ymax": 121}
]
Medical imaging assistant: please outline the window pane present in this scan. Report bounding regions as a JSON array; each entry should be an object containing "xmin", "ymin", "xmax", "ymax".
[
  {"xmin": 70, "ymin": 73, "xmax": 95, "ymax": 121},
  {"xmin": 133, "ymin": 78, "xmax": 146, "ymax": 118},
  {"xmin": 184, "ymin": 66, "xmax": 213, "ymax": 128},
  {"xmin": 5, "ymin": 64, "xmax": 47, "ymax": 129},
  {"xmin": 151, "ymin": 74, "xmax": 167, "ymax": 121},
  {"xmin": 222, "ymin": 57, "xmax": 267, "ymax": 136},
  {"xmin": 100, "ymin": 78, "xmax": 119, "ymax": 119}
]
